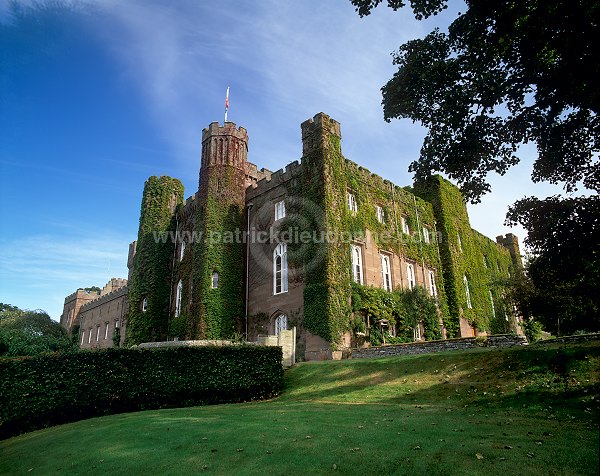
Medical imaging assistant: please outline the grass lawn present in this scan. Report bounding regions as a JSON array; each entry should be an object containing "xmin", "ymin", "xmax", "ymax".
[{"xmin": 1, "ymin": 341, "xmax": 598, "ymax": 475}]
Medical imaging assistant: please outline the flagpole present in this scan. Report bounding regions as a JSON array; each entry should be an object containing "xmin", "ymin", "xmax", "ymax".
[{"xmin": 224, "ymin": 86, "xmax": 230, "ymax": 123}]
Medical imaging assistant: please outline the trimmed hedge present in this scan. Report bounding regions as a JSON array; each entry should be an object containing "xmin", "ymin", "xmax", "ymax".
[{"xmin": 0, "ymin": 345, "xmax": 283, "ymax": 439}]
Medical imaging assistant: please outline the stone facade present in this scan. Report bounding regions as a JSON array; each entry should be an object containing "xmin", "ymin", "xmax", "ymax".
[{"xmin": 62, "ymin": 112, "xmax": 523, "ymax": 360}]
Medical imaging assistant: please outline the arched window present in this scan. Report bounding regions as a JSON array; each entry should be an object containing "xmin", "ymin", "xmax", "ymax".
[
  {"xmin": 273, "ymin": 243, "xmax": 288, "ymax": 294},
  {"xmin": 464, "ymin": 275, "xmax": 472, "ymax": 308},
  {"xmin": 175, "ymin": 280, "xmax": 183, "ymax": 317},
  {"xmin": 275, "ymin": 314, "xmax": 287, "ymax": 336},
  {"xmin": 406, "ymin": 263, "xmax": 416, "ymax": 290},
  {"xmin": 142, "ymin": 297, "xmax": 148, "ymax": 312},
  {"xmin": 351, "ymin": 244, "xmax": 363, "ymax": 284},
  {"xmin": 211, "ymin": 272, "xmax": 219, "ymax": 289},
  {"xmin": 380, "ymin": 254, "xmax": 392, "ymax": 291},
  {"xmin": 347, "ymin": 192, "xmax": 357, "ymax": 214}
]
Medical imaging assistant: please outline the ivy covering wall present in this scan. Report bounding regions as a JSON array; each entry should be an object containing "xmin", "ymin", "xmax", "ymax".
[
  {"xmin": 126, "ymin": 176, "xmax": 184, "ymax": 346},
  {"xmin": 414, "ymin": 176, "xmax": 517, "ymax": 335}
]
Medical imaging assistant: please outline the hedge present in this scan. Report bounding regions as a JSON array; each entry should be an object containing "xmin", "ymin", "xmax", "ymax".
[{"xmin": 0, "ymin": 345, "xmax": 283, "ymax": 440}]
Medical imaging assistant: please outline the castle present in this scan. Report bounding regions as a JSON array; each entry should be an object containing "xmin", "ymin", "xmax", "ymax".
[{"xmin": 61, "ymin": 113, "xmax": 523, "ymax": 360}]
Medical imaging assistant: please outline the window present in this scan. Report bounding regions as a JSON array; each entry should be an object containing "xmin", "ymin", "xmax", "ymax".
[
  {"xmin": 380, "ymin": 254, "xmax": 392, "ymax": 291},
  {"xmin": 351, "ymin": 244, "xmax": 363, "ymax": 284},
  {"xmin": 88, "ymin": 328, "xmax": 92, "ymax": 344},
  {"xmin": 142, "ymin": 297, "xmax": 148, "ymax": 312},
  {"xmin": 401, "ymin": 216, "xmax": 410, "ymax": 235},
  {"xmin": 464, "ymin": 275, "xmax": 472, "ymax": 308},
  {"xmin": 273, "ymin": 243, "xmax": 288, "ymax": 294},
  {"xmin": 428, "ymin": 270, "xmax": 437, "ymax": 298},
  {"xmin": 347, "ymin": 192, "xmax": 357, "ymax": 214},
  {"xmin": 376, "ymin": 206, "xmax": 385, "ymax": 223},
  {"xmin": 104, "ymin": 322, "xmax": 109, "ymax": 340},
  {"xmin": 483, "ymin": 255, "xmax": 488, "ymax": 268},
  {"xmin": 414, "ymin": 322, "xmax": 422, "ymax": 341},
  {"xmin": 457, "ymin": 234, "xmax": 462, "ymax": 252},
  {"xmin": 115, "ymin": 319, "xmax": 120, "ymax": 328},
  {"xmin": 406, "ymin": 263, "xmax": 416, "ymax": 290},
  {"xmin": 489, "ymin": 290, "xmax": 496, "ymax": 319},
  {"xmin": 275, "ymin": 314, "xmax": 287, "ymax": 336},
  {"xmin": 275, "ymin": 200, "xmax": 286, "ymax": 221},
  {"xmin": 211, "ymin": 272, "xmax": 219, "ymax": 289},
  {"xmin": 81, "ymin": 330, "xmax": 85, "ymax": 346},
  {"xmin": 95, "ymin": 325, "xmax": 100, "ymax": 342},
  {"xmin": 180, "ymin": 240, "xmax": 186, "ymax": 261},
  {"xmin": 175, "ymin": 280, "xmax": 183, "ymax": 317},
  {"xmin": 423, "ymin": 227, "xmax": 430, "ymax": 244}
]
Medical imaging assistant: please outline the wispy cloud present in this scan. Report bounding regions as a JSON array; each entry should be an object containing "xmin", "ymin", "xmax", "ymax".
[{"xmin": 0, "ymin": 231, "xmax": 130, "ymax": 319}]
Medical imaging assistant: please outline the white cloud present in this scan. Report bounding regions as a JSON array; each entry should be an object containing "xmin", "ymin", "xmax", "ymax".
[{"xmin": 0, "ymin": 232, "xmax": 130, "ymax": 320}]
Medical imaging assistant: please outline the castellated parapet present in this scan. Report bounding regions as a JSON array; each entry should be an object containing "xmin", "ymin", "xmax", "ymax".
[{"xmin": 246, "ymin": 160, "xmax": 303, "ymax": 200}]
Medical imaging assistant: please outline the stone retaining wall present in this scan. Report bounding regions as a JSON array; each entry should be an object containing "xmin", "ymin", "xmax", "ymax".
[
  {"xmin": 534, "ymin": 333, "xmax": 600, "ymax": 345},
  {"xmin": 351, "ymin": 334, "xmax": 528, "ymax": 359}
]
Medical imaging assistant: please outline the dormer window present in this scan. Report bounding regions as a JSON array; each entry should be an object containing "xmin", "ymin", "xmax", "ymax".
[
  {"xmin": 275, "ymin": 200, "xmax": 286, "ymax": 221},
  {"xmin": 347, "ymin": 192, "xmax": 357, "ymax": 214},
  {"xmin": 376, "ymin": 206, "xmax": 385, "ymax": 223}
]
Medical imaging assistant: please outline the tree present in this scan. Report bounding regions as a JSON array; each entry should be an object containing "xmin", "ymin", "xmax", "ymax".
[
  {"xmin": 351, "ymin": 0, "xmax": 599, "ymax": 332},
  {"xmin": 0, "ymin": 307, "xmax": 77, "ymax": 357}
]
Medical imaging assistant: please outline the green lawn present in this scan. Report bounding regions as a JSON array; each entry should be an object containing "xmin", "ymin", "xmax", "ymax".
[{"xmin": 1, "ymin": 342, "xmax": 599, "ymax": 475}]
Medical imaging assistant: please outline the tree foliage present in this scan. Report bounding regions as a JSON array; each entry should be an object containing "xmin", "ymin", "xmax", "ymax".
[
  {"xmin": 351, "ymin": 0, "xmax": 599, "ymax": 333},
  {"xmin": 0, "ymin": 305, "xmax": 76, "ymax": 357}
]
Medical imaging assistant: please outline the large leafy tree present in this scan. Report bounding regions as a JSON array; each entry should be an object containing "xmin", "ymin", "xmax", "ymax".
[
  {"xmin": 0, "ymin": 305, "xmax": 77, "ymax": 357},
  {"xmin": 351, "ymin": 0, "xmax": 599, "ymax": 333}
]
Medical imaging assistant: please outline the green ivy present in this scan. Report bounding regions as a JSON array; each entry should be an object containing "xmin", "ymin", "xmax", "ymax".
[
  {"xmin": 126, "ymin": 176, "xmax": 184, "ymax": 346},
  {"xmin": 414, "ymin": 176, "xmax": 517, "ymax": 335}
]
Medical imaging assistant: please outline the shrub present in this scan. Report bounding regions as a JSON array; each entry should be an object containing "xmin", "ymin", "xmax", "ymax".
[
  {"xmin": 0, "ymin": 345, "xmax": 283, "ymax": 439},
  {"xmin": 523, "ymin": 319, "xmax": 544, "ymax": 343}
]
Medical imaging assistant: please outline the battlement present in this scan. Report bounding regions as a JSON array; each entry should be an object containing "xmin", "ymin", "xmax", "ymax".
[
  {"xmin": 246, "ymin": 159, "xmax": 303, "ymax": 199},
  {"xmin": 101, "ymin": 278, "xmax": 127, "ymax": 296},
  {"xmin": 64, "ymin": 288, "xmax": 100, "ymax": 304},
  {"xmin": 79, "ymin": 284, "xmax": 129, "ymax": 313},
  {"xmin": 202, "ymin": 121, "xmax": 248, "ymax": 142}
]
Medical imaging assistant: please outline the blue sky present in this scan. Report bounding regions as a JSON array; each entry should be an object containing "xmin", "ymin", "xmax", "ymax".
[{"xmin": 0, "ymin": 0, "xmax": 563, "ymax": 320}]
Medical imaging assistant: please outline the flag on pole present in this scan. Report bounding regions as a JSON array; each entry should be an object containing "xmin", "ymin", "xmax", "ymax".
[{"xmin": 224, "ymin": 86, "xmax": 230, "ymax": 123}]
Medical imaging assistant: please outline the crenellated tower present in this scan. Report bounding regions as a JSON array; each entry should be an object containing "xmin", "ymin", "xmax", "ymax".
[{"xmin": 192, "ymin": 122, "xmax": 248, "ymax": 338}]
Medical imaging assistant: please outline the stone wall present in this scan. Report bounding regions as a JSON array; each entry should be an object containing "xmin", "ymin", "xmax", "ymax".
[
  {"xmin": 535, "ymin": 333, "xmax": 600, "ymax": 345},
  {"xmin": 351, "ymin": 334, "xmax": 527, "ymax": 359}
]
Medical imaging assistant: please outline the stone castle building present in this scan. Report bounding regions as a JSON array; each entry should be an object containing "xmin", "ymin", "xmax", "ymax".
[{"xmin": 62, "ymin": 113, "xmax": 522, "ymax": 359}]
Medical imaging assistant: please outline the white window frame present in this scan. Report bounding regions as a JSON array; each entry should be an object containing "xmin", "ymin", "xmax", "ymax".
[
  {"xmin": 483, "ymin": 255, "xmax": 488, "ymax": 268},
  {"xmin": 275, "ymin": 314, "xmax": 287, "ymax": 336},
  {"xmin": 423, "ymin": 227, "xmax": 430, "ymax": 244},
  {"xmin": 180, "ymin": 240, "xmax": 186, "ymax": 261},
  {"xmin": 175, "ymin": 280, "xmax": 183, "ymax": 317},
  {"xmin": 457, "ymin": 234, "xmax": 462, "ymax": 252},
  {"xmin": 489, "ymin": 290, "xmax": 496, "ymax": 319},
  {"xmin": 142, "ymin": 297, "xmax": 148, "ymax": 312},
  {"xmin": 376, "ymin": 205, "xmax": 384, "ymax": 223},
  {"xmin": 88, "ymin": 328, "xmax": 92, "ymax": 344},
  {"xmin": 347, "ymin": 192, "xmax": 357, "ymax": 214},
  {"xmin": 273, "ymin": 243, "xmax": 288, "ymax": 295},
  {"xmin": 406, "ymin": 263, "xmax": 416, "ymax": 290},
  {"xmin": 115, "ymin": 319, "xmax": 120, "ymax": 328},
  {"xmin": 351, "ymin": 244, "xmax": 364, "ymax": 284},
  {"xmin": 414, "ymin": 322, "xmax": 422, "ymax": 341},
  {"xmin": 274, "ymin": 200, "xmax": 286, "ymax": 221},
  {"xmin": 211, "ymin": 272, "xmax": 219, "ymax": 289},
  {"xmin": 464, "ymin": 275, "xmax": 472, "ymax": 308},
  {"xmin": 401, "ymin": 216, "xmax": 410, "ymax": 235},
  {"xmin": 104, "ymin": 322, "xmax": 109, "ymax": 340},
  {"xmin": 380, "ymin": 254, "xmax": 392, "ymax": 291},
  {"xmin": 428, "ymin": 270, "xmax": 437, "ymax": 298},
  {"xmin": 81, "ymin": 330, "xmax": 85, "ymax": 346},
  {"xmin": 95, "ymin": 325, "xmax": 100, "ymax": 342}
]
